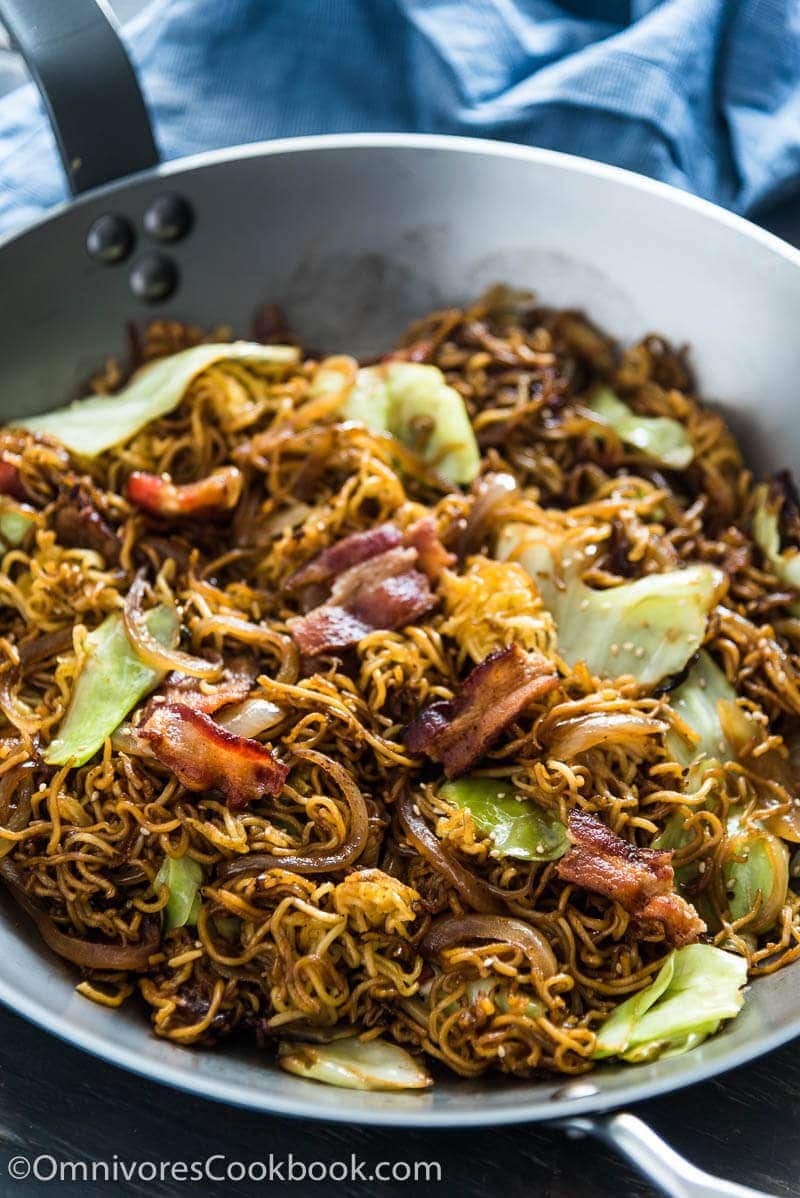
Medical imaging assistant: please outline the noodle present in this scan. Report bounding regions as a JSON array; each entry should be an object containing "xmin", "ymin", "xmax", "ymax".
[{"xmin": 0, "ymin": 286, "xmax": 797, "ymax": 1082}]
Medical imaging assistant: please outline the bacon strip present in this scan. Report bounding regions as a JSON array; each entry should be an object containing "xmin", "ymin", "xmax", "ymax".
[
  {"xmin": 289, "ymin": 546, "xmax": 436, "ymax": 656},
  {"xmin": 0, "ymin": 459, "xmax": 26, "ymax": 501},
  {"xmin": 127, "ymin": 467, "xmax": 242, "ymax": 517},
  {"xmin": 285, "ymin": 523, "xmax": 403, "ymax": 593},
  {"xmin": 555, "ymin": 809, "xmax": 705, "ymax": 947},
  {"xmin": 404, "ymin": 644, "xmax": 559, "ymax": 777},
  {"xmin": 148, "ymin": 657, "xmax": 256, "ymax": 717},
  {"xmin": 143, "ymin": 702, "xmax": 287, "ymax": 811},
  {"xmin": 403, "ymin": 516, "xmax": 455, "ymax": 580}
]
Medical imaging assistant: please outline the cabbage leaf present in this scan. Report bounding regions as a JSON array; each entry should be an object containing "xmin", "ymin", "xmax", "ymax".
[
  {"xmin": 667, "ymin": 650, "xmax": 740, "ymax": 767},
  {"xmin": 440, "ymin": 777, "xmax": 568, "ymax": 861},
  {"xmin": 593, "ymin": 943, "xmax": 747, "ymax": 1063},
  {"xmin": 337, "ymin": 361, "xmax": 480, "ymax": 485},
  {"xmin": 20, "ymin": 342, "xmax": 299, "ymax": 457},
  {"xmin": 752, "ymin": 481, "xmax": 800, "ymax": 613},
  {"xmin": 586, "ymin": 387, "xmax": 694, "ymax": 469},
  {"xmin": 278, "ymin": 1036, "xmax": 432, "ymax": 1091},
  {"xmin": 155, "ymin": 854, "xmax": 204, "ymax": 930},
  {"xmin": 45, "ymin": 606, "xmax": 179, "ymax": 766},
  {"xmin": 497, "ymin": 523, "xmax": 722, "ymax": 687}
]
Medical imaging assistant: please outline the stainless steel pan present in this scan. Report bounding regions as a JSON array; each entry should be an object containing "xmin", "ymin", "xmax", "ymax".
[{"xmin": 1, "ymin": 4, "xmax": 798, "ymax": 1194}]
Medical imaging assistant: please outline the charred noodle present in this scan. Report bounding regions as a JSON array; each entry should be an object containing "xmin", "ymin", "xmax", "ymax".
[{"xmin": 0, "ymin": 290, "xmax": 798, "ymax": 1087}]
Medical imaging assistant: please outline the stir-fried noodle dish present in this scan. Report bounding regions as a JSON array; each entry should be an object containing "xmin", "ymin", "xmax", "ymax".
[{"xmin": 1, "ymin": 288, "xmax": 799, "ymax": 1090}]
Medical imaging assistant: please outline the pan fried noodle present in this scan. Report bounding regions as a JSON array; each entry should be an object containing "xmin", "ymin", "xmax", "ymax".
[{"xmin": 1, "ymin": 286, "xmax": 800, "ymax": 1089}]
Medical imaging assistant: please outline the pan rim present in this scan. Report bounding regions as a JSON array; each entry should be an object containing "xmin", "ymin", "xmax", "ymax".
[
  {"xmin": 0, "ymin": 966, "xmax": 798, "ymax": 1125},
  {"xmin": 1, "ymin": 129, "xmax": 800, "ymax": 1124},
  {"xmin": 1, "ymin": 130, "xmax": 800, "ymax": 270}
]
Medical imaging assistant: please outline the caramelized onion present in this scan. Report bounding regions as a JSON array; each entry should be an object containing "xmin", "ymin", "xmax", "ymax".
[
  {"xmin": 219, "ymin": 748, "xmax": 369, "ymax": 879},
  {"xmin": 0, "ymin": 668, "xmax": 40, "ymax": 736},
  {"xmin": 397, "ymin": 789, "xmax": 500, "ymax": 913},
  {"xmin": 0, "ymin": 762, "xmax": 33, "ymax": 859},
  {"xmin": 458, "ymin": 472, "xmax": 518, "ymax": 559},
  {"xmin": 192, "ymin": 615, "xmax": 299, "ymax": 683},
  {"xmin": 420, "ymin": 913, "xmax": 557, "ymax": 982},
  {"xmin": 123, "ymin": 571, "xmax": 220, "ymax": 681},
  {"xmin": 545, "ymin": 711, "xmax": 668, "ymax": 760},
  {"xmin": 216, "ymin": 697, "xmax": 284, "ymax": 738},
  {"xmin": 18, "ymin": 628, "xmax": 74, "ymax": 672},
  {"xmin": 0, "ymin": 861, "xmax": 160, "ymax": 970}
]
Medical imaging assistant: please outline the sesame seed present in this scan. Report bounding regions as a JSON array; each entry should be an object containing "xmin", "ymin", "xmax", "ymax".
[
  {"xmin": 610, "ymin": 643, "xmax": 619, "ymax": 656},
  {"xmin": 698, "ymin": 861, "xmax": 706, "ymax": 873},
  {"xmin": 536, "ymin": 843, "xmax": 545, "ymax": 854},
  {"xmin": 635, "ymin": 647, "xmax": 645, "ymax": 659},
  {"xmin": 622, "ymin": 641, "xmax": 634, "ymax": 652},
  {"xmin": 579, "ymin": 598, "xmax": 590, "ymax": 611},
  {"xmin": 497, "ymin": 1045, "xmax": 506, "ymax": 1058}
]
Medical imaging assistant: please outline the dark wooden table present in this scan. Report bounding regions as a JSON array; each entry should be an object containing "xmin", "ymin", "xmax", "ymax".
[{"xmin": 0, "ymin": 1001, "xmax": 796, "ymax": 1197}]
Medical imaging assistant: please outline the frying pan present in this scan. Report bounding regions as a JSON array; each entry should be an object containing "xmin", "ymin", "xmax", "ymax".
[{"xmin": 0, "ymin": 3, "xmax": 797, "ymax": 1194}]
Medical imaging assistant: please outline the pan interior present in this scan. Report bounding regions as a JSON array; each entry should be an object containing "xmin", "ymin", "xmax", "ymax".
[{"xmin": 1, "ymin": 135, "xmax": 799, "ymax": 1121}]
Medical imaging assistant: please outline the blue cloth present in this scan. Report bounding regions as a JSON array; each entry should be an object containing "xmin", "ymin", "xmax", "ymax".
[{"xmin": 1, "ymin": 0, "xmax": 799, "ymax": 234}]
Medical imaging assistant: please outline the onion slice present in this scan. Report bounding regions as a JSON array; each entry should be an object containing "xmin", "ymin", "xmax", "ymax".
[
  {"xmin": 216, "ymin": 697, "xmax": 284, "ymax": 738},
  {"xmin": 219, "ymin": 748, "xmax": 369, "ymax": 879},
  {"xmin": 458, "ymin": 471, "xmax": 518, "ymax": 559},
  {"xmin": 123, "ymin": 571, "xmax": 221, "ymax": 681},
  {"xmin": 546, "ymin": 711, "xmax": 667, "ymax": 761},
  {"xmin": 397, "ymin": 789, "xmax": 500, "ymax": 913},
  {"xmin": 420, "ymin": 913, "xmax": 557, "ymax": 982},
  {"xmin": 0, "ymin": 861, "xmax": 160, "ymax": 970}
]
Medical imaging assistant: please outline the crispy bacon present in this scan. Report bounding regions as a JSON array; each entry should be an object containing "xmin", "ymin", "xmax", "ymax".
[
  {"xmin": 555, "ymin": 809, "xmax": 705, "ymax": 947},
  {"xmin": 285, "ymin": 523, "xmax": 403, "ymax": 593},
  {"xmin": 404, "ymin": 644, "xmax": 559, "ymax": 777},
  {"xmin": 289, "ymin": 546, "xmax": 436, "ymax": 656},
  {"xmin": 53, "ymin": 485, "xmax": 119, "ymax": 563},
  {"xmin": 149, "ymin": 657, "xmax": 256, "ymax": 717},
  {"xmin": 403, "ymin": 516, "xmax": 455, "ymax": 580},
  {"xmin": 127, "ymin": 467, "xmax": 243, "ymax": 517},
  {"xmin": 0, "ymin": 459, "xmax": 26, "ymax": 501},
  {"xmin": 143, "ymin": 702, "xmax": 287, "ymax": 811}
]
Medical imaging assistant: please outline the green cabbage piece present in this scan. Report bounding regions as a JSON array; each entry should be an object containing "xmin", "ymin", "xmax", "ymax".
[
  {"xmin": 593, "ymin": 943, "xmax": 747, "ymax": 1063},
  {"xmin": 0, "ymin": 503, "xmax": 34, "ymax": 546},
  {"xmin": 587, "ymin": 388, "xmax": 694, "ymax": 469},
  {"xmin": 496, "ymin": 523, "xmax": 721, "ymax": 687},
  {"xmin": 752, "ymin": 482, "xmax": 800, "ymax": 612},
  {"xmin": 460, "ymin": 976, "xmax": 543, "ymax": 1020},
  {"xmin": 440, "ymin": 777, "xmax": 568, "ymax": 861},
  {"xmin": 334, "ymin": 361, "xmax": 480, "ymax": 486},
  {"xmin": 45, "ymin": 606, "xmax": 179, "ymax": 766},
  {"xmin": 155, "ymin": 854, "xmax": 204, "ymax": 931},
  {"xmin": 19, "ymin": 342, "xmax": 299, "ymax": 458},
  {"xmin": 667, "ymin": 650, "xmax": 739, "ymax": 768},
  {"xmin": 278, "ymin": 1036, "xmax": 432, "ymax": 1091}
]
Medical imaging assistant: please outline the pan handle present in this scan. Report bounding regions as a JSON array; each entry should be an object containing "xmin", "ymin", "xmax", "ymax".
[
  {"xmin": 0, "ymin": 0, "xmax": 158, "ymax": 195},
  {"xmin": 561, "ymin": 1112, "xmax": 777, "ymax": 1198}
]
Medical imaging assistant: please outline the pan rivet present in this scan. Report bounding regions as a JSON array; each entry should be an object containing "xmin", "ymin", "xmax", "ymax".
[
  {"xmin": 129, "ymin": 253, "xmax": 178, "ymax": 303},
  {"xmin": 143, "ymin": 193, "xmax": 193, "ymax": 243},
  {"xmin": 85, "ymin": 213, "xmax": 134, "ymax": 263}
]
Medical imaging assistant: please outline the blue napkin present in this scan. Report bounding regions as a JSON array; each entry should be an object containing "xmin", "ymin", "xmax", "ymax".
[{"xmin": 1, "ymin": 0, "xmax": 799, "ymax": 235}]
